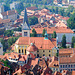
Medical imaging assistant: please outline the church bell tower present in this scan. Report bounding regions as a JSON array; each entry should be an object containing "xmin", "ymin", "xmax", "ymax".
[{"xmin": 22, "ymin": 7, "xmax": 30, "ymax": 37}]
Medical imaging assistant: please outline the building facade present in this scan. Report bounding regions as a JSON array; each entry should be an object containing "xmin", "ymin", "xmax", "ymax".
[
  {"xmin": 0, "ymin": 10, "xmax": 18, "ymax": 21},
  {"xmin": 10, "ymin": 2, "xmax": 20, "ymax": 10}
]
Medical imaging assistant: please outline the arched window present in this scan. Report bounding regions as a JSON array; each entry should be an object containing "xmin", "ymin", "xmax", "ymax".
[
  {"xmin": 25, "ymin": 49, "xmax": 26, "ymax": 54},
  {"xmin": 22, "ymin": 49, "xmax": 23, "ymax": 53},
  {"xmin": 19, "ymin": 49, "xmax": 21, "ymax": 53}
]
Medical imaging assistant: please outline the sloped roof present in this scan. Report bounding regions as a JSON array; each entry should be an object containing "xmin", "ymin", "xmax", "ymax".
[
  {"xmin": 30, "ymin": 27, "xmax": 74, "ymax": 34},
  {"xmin": 60, "ymin": 53, "xmax": 75, "ymax": 64},
  {"xmin": 27, "ymin": 43, "xmax": 38, "ymax": 52},
  {"xmin": 15, "ymin": 37, "xmax": 57, "ymax": 50}
]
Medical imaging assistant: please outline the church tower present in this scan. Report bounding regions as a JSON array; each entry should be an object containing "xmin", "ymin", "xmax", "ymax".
[{"xmin": 22, "ymin": 7, "xmax": 30, "ymax": 37}]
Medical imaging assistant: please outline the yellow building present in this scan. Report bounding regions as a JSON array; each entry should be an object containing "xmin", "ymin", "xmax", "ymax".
[{"xmin": 15, "ymin": 36, "xmax": 58, "ymax": 57}]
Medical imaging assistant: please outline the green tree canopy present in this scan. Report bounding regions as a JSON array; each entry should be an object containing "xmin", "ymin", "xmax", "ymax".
[
  {"xmin": 4, "ymin": 30, "xmax": 14, "ymax": 37},
  {"xmin": 61, "ymin": 34, "xmax": 66, "ymax": 48},
  {"xmin": 71, "ymin": 36, "xmax": 75, "ymax": 48},
  {"xmin": 42, "ymin": 29, "xmax": 46, "ymax": 37},
  {"xmin": 53, "ymin": 31, "xmax": 56, "ymax": 38},
  {"xmin": 67, "ymin": 13, "xmax": 75, "ymax": 29},
  {"xmin": 31, "ymin": 29, "xmax": 37, "ymax": 37},
  {"xmin": 28, "ymin": 16, "xmax": 38, "ymax": 25},
  {"xmin": 16, "ymin": 2, "xmax": 24, "ymax": 14},
  {"xmin": 51, "ymin": 31, "xmax": 56, "ymax": 38}
]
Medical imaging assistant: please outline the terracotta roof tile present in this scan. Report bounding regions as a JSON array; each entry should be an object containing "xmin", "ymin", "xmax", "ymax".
[
  {"xmin": 30, "ymin": 27, "xmax": 74, "ymax": 34},
  {"xmin": 15, "ymin": 37, "xmax": 57, "ymax": 50},
  {"xmin": 27, "ymin": 6, "xmax": 37, "ymax": 10},
  {"xmin": 27, "ymin": 43, "xmax": 38, "ymax": 52},
  {"xmin": 60, "ymin": 53, "xmax": 75, "ymax": 64},
  {"xmin": 72, "ymin": 71, "xmax": 75, "ymax": 75},
  {"xmin": 59, "ymin": 48, "xmax": 75, "ymax": 55}
]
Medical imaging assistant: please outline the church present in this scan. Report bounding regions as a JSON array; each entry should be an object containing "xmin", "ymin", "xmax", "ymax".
[{"xmin": 14, "ymin": 8, "xmax": 58, "ymax": 57}]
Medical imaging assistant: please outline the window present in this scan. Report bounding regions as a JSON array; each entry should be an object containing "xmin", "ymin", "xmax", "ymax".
[
  {"xmin": 63, "ymin": 65, "xmax": 65, "ymax": 68},
  {"xmin": 71, "ymin": 65, "xmax": 73, "ymax": 67},
  {"xmin": 74, "ymin": 64, "xmax": 75, "ymax": 67},
  {"xmin": 43, "ymin": 50, "xmax": 45, "ymax": 52},
  {"xmin": 71, "ymin": 69, "xmax": 72, "ymax": 71},
  {"xmin": 49, "ymin": 54, "xmax": 51, "ymax": 57},
  {"xmin": 68, "ymin": 69, "xmax": 70, "ymax": 71},
  {"xmin": 26, "ymin": 46, "xmax": 27, "ymax": 48},
  {"xmin": 68, "ymin": 65, "xmax": 70, "ymax": 68},
  {"xmin": 65, "ymin": 65, "xmax": 67, "ymax": 68},
  {"xmin": 49, "ymin": 50, "xmax": 50, "ymax": 52},
  {"xmin": 24, "ymin": 32, "xmax": 27, "ymax": 36},
  {"xmin": 22, "ymin": 49, "xmax": 23, "ymax": 53},
  {"xmin": 37, "ymin": 54, "xmax": 39, "ymax": 57},
  {"xmin": 25, "ymin": 49, "xmax": 26, "ymax": 54},
  {"xmin": 53, "ymin": 68, "xmax": 55, "ymax": 71},
  {"xmin": 56, "ymin": 68, "xmax": 58, "ymax": 71},
  {"xmin": 60, "ymin": 65, "xmax": 62, "ymax": 68},
  {"xmin": 19, "ymin": 49, "xmax": 21, "ymax": 53},
  {"xmin": 43, "ymin": 54, "xmax": 45, "ymax": 56},
  {"xmin": 37, "ymin": 50, "xmax": 39, "ymax": 52}
]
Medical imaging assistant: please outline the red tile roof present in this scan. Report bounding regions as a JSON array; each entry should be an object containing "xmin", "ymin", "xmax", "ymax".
[
  {"xmin": 59, "ymin": 48, "xmax": 75, "ymax": 55},
  {"xmin": 15, "ymin": 37, "xmax": 57, "ymax": 50},
  {"xmin": 26, "ymin": 6, "xmax": 37, "ymax": 10},
  {"xmin": 48, "ymin": 56, "xmax": 59, "ymax": 68},
  {"xmin": 30, "ymin": 27, "xmax": 74, "ymax": 34},
  {"xmin": 60, "ymin": 53, "xmax": 75, "ymax": 64},
  {"xmin": 27, "ymin": 43, "xmax": 38, "ymax": 52},
  {"xmin": 72, "ymin": 71, "xmax": 75, "ymax": 75}
]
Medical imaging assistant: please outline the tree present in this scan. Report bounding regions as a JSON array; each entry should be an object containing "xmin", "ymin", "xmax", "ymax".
[
  {"xmin": 55, "ymin": 7, "xmax": 58, "ymax": 14},
  {"xmin": 67, "ymin": 13, "xmax": 75, "ymax": 29},
  {"xmin": 53, "ymin": 31, "xmax": 56, "ymax": 38},
  {"xmin": 16, "ymin": 2, "xmax": 24, "ymax": 14},
  {"xmin": 71, "ymin": 36, "xmax": 75, "ymax": 48},
  {"xmin": 28, "ymin": 16, "xmax": 38, "ymax": 25},
  {"xmin": 4, "ymin": 30, "xmax": 14, "ymax": 37},
  {"xmin": 0, "ymin": 38, "xmax": 7, "ymax": 51},
  {"xmin": 8, "ymin": 37, "xmax": 19, "ymax": 47},
  {"xmin": 61, "ymin": 34, "xmax": 66, "ymax": 48},
  {"xmin": 3, "ymin": 4, "xmax": 10, "ymax": 11},
  {"xmin": 42, "ymin": 29, "xmax": 46, "ymax": 37},
  {"xmin": 51, "ymin": 31, "xmax": 56, "ymax": 38},
  {"xmin": 31, "ymin": 29, "xmax": 37, "ymax": 37}
]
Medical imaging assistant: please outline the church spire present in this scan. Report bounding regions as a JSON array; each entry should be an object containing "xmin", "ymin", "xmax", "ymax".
[
  {"xmin": 22, "ymin": 7, "xmax": 30, "ymax": 37},
  {"xmin": 22, "ymin": 7, "xmax": 30, "ymax": 30}
]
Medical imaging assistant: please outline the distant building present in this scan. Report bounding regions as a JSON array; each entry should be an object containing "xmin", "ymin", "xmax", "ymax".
[
  {"xmin": 0, "ymin": 3, "xmax": 4, "ymax": 13},
  {"xmin": 0, "ymin": 10, "xmax": 18, "ymax": 21},
  {"xmin": 0, "ymin": 42, "xmax": 3, "ymax": 55},
  {"xmin": 10, "ymin": 2, "xmax": 20, "ymax": 10}
]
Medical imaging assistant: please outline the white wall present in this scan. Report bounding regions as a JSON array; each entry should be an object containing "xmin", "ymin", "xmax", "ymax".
[{"xmin": 57, "ymin": 33, "xmax": 75, "ymax": 43}]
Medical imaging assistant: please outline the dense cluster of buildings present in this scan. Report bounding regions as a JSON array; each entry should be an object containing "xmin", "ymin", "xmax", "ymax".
[{"xmin": 0, "ymin": 6, "xmax": 75, "ymax": 75}]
